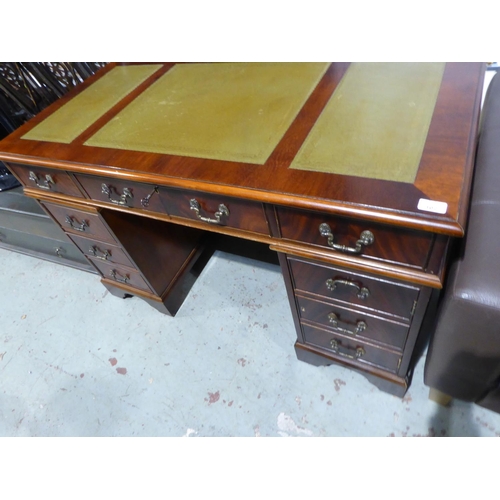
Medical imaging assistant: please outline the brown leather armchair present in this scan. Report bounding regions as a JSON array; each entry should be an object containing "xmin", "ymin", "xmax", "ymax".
[{"xmin": 424, "ymin": 70, "xmax": 500, "ymax": 413}]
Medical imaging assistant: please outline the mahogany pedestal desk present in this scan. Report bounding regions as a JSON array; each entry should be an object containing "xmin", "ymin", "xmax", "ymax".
[{"xmin": 0, "ymin": 63, "xmax": 484, "ymax": 397}]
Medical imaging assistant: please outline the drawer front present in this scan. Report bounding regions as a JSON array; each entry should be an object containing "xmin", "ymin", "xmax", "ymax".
[
  {"xmin": 91, "ymin": 259, "xmax": 153, "ymax": 293},
  {"xmin": 302, "ymin": 324, "xmax": 402, "ymax": 373},
  {"xmin": 68, "ymin": 233, "xmax": 134, "ymax": 268},
  {"xmin": 297, "ymin": 295, "xmax": 409, "ymax": 350},
  {"xmin": 75, "ymin": 173, "xmax": 166, "ymax": 214},
  {"xmin": 8, "ymin": 163, "xmax": 84, "ymax": 198},
  {"xmin": 0, "ymin": 225, "xmax": 90, "ymax": 264},
  {"xmin": 277, "ymin": 206, "xmax": 434, "ymax": 269},
  {"xmin": 41, "ymin": 202, "xmax": 117, "ymax": 243},
  {"xmin": 289, "ymin": 258, "xmax": 419, "ymax": 320},
  {"xmin": 0, "ymin": 209, "xmax": 69, "ymax": 242},
  {"xmin": 159, "ymin": 188, "xmax": 270, "ymax": 235}
]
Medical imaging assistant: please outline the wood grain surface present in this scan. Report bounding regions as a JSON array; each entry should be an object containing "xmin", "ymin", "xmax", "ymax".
[{"xmin": 0, "ymin": 62, "xmax": 485, "ymax": 236}]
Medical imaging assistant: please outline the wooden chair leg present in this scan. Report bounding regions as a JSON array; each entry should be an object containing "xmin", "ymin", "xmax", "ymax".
[{"xmin": 429, "ymin": 388, "xmax": 452, "ymax": 406}]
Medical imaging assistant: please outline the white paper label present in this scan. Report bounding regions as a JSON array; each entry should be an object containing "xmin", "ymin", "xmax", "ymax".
[{"xmin": 417, "ymin": 198, "xmax": 448, "ymax": 214}]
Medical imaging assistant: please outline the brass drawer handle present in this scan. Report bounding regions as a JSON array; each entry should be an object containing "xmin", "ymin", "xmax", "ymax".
[
  {"xmin": 325, "ymin": 278, "xmax": 369, "ymax": 299},
  {"xmin": 329, "ymin": 339, "xmax": 365, "ymax": 360},
  {"xmin": 29, "ymin": 171, "xmax": 54, "ymax": 190},
  {"xmin": 327, "ymin": 312, "xmax": 367, "ymax": 336},
  {"xmin": 110, "ymin": 269, "xmax": 129, "ymax": 284},
  {"xmin": 101, "ymin": 183, "xmax": 133, "ymax": 207},
  {"xmin": 65, "ymin": 215, "xmax": 88, "ymax": 232},
  {"xmin": 190, "ymin": 198, "xmax": 229, "ymax": 225},
  {"xmin": 89, "ymin": 245, "xmax": 110, "ymax": 261},
  {"xmin": 141, "ymin": 186, "xmax": 159, "ymax": 208},
  {"xmin": 319, "ymin": 223, "xmax": 374, "ymax": 255}
]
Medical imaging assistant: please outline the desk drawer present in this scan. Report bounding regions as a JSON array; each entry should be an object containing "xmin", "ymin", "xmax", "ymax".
[
  {"xmin": 289, "ymin": 258, "xmax": 419, "ymax": 320},
  {"xmin": 0, "ymin": 225, "xmax": 91, "ymax": 265},
  {"xmin": 75, "ymin": 173, "xmax": 165, "ymax": 214},
  {"xmin": 68, "ymin": 233, "xmax": 134, "ymax": 268},
  {"xmin": 41, "ymin": 202, "xmax": 117, "ymax": 243},
  {"xmin": 159, "ymin": 188, "xmax": 270, "ymax": 235},
  {"xmin": 302, "ymin": 323, "xmax": 402, "ymax": 373},
  {"xmin": 297, "ymin": 295, "xmax": 409, "ymax": 350},
  {"xmin": 277, "ymin": 206, "xmax": 434, "ymax": 269},
  {"xmin": 8, "ymin": 163, "xmax": 84, "ymax": 198},
  {"xmin": 91, "ymin": 259, "xmax": 153, "ymax": 293}
]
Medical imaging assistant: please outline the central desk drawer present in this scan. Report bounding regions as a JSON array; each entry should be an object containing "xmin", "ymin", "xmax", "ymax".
[
  {"xmin": 277, "ymin": 206, "xmax": 434, "ymax": 269},
  {"xmin": 159, "ymin": 188, "xmax": 270, "ymax": 235},
  {"xmin": 41, "ymin": 202, "xmax": 117, "ymax": 243},
  {"xmin": 75, "ymin": 173, "xmax": 166, "ymax": 214},
  {"xmin": 289, "ymin": 258, "xmax": 419, "ymax": 320},
  {"xmin": 68, "ymin": 233, "xmax": 134, "ymax": 268}
]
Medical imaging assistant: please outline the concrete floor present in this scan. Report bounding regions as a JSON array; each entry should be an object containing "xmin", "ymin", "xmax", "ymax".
[{"xmin": 1, "ymin": 245, "xmax": 500, "ymax": 437}]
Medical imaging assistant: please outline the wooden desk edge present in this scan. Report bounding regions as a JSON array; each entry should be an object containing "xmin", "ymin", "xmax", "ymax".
[{"xmin": 3, "ymin": 153, "xmax": 467, "ymax": 237}]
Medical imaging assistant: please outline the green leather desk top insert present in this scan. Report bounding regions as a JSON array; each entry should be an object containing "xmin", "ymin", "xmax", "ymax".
[
  {"xmin": 22, "ymin": 65, "xmax": 161, "ymax": 144},
  {"xmin": 84, "ymin": 62, "xmax": 329, "ymax": 164},
  {"xmin": 21, "ymin": 62, "xmax": 445, "ymax": 183},
  {"xmin": 289, "ymin": 62, "xmax": 446, "ymax": 183}
]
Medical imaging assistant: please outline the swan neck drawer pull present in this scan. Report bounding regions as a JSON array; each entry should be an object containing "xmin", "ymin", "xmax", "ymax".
[
  {"xmin": 65, "ymin": 215, "xmax": 88, "ymax": 232},
  {"xmin": 325, "ymin": 278, "xmax": 370, "ymax": 299},
  {"xmin": 101, "ymin": 183, "xmax": 133, "ymax": 206},
  {"xmin": 190, "ymin": 198, "xmax": 229, "ymax": 225},
  {"xmin": 110, "ymin": 270, "xmax": 129, "ymax": 284},
  {"xmin": 29, "ymin": 171, "xmax": 54, "ymax": 190},
  {"xmin": 327, "ymin": 312, "xmax": 367, "ymax": 336},
  {"xmin": 319, "ymin": 223, "xmax": 374, "ymax": 255},
  {"xmin": 329, "ymin": 339, "xmax": 365, "ymax": 360},
  {"xmin": 89, "ymin": 245, "xmax": 110, "ymax": 261}
]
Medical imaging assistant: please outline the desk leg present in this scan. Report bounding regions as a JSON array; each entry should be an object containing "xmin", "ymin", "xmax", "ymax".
[{"xmin": 428, "ymin": 388, "xmax": 452, "ymax": 406}]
